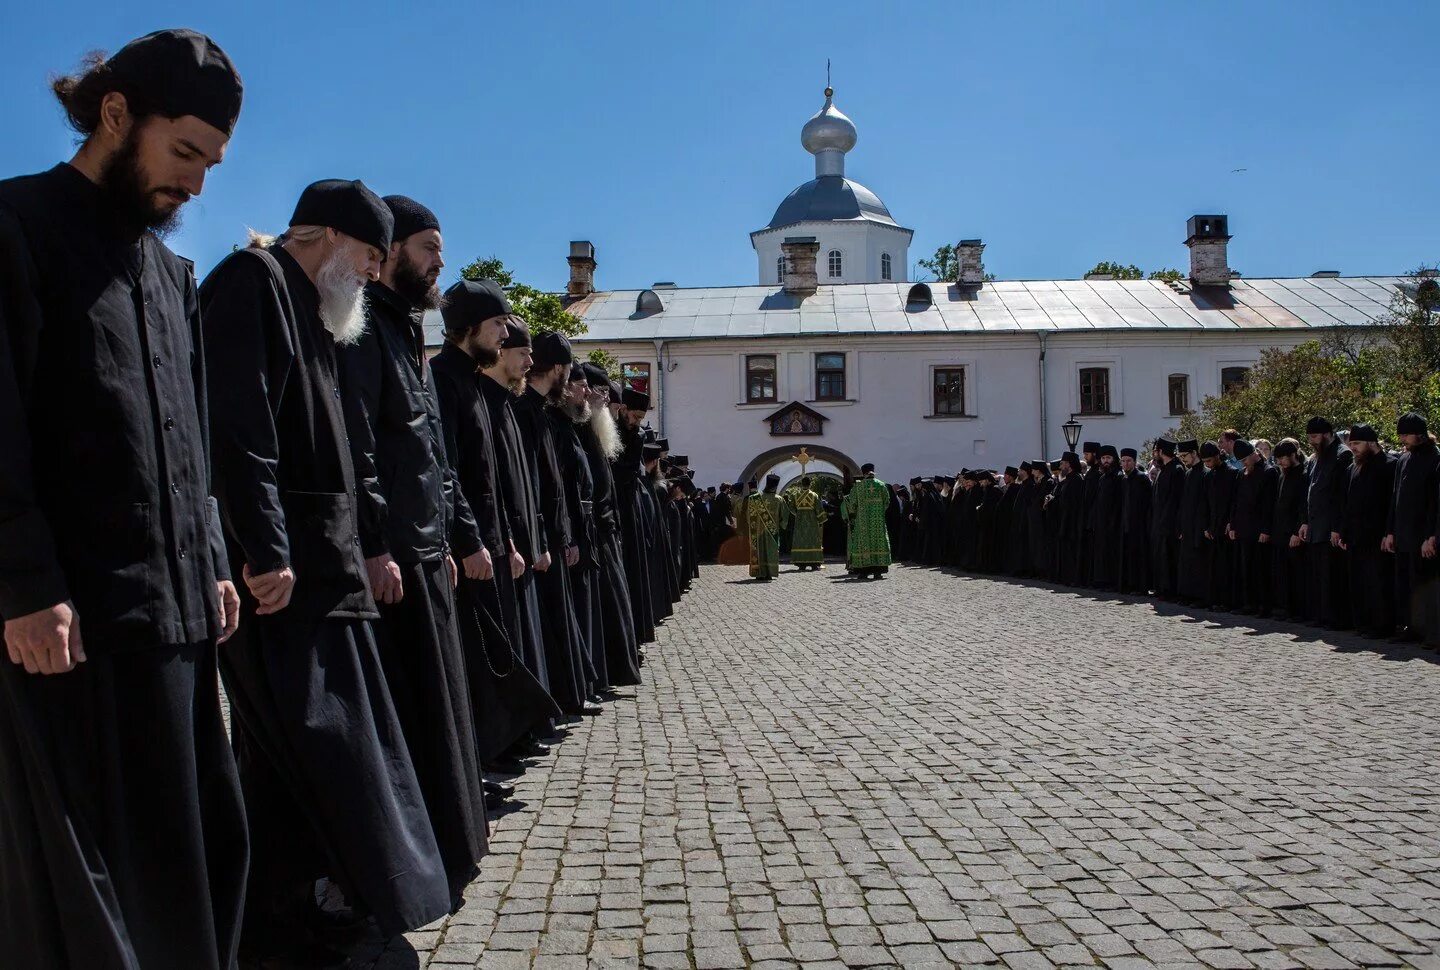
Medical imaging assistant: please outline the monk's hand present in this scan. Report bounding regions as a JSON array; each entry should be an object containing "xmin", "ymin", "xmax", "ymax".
[
  {"xmin": 463, "ymin": 547, "xmax": 494, "ymax": 582},
  {"xmin": 534, "ymin": 552, "xmax": 552, "ymax": 573},
  {"xmin": 364, "ymin": 555, "xmax": 403, "ymax": 604},
  {"xmin": 244, "ymin": 564, "xmax": 296, "ymax": 615},
  {"xmin": 1258, "ymin": 533, "xmax": 1270, "ymax": 545},
  {"xmin": 1382, "ymin": 534, "xmax": 1396, "ymax": 553},
  {"xmin": 1288, "ymin": 534, "xmax": 1302, "ymax": 549},
  {"xmin": 4, "ymin": 601, "xmax": 84, "ymax": 675},
  {"xmin": 509, "ymin": 550, "xmax": 525, "ymax": 580},
  {"xmin": 216, "ymin": 580, "xmax": 241, "ymax": 643},
  {"xmin": 445, "ymin": 554, "xmax": 458, "ymax": 589},
  {"xmin": 1298, "ymin": 524, "xmax": 1309, "ymax": 542},
  {"xmin": 1329, "ymin": 531, "xmax": 1342, "ymax": 548},
  {"xmin": 1423, "ymin": 536, "xmax": 1437, "ymax": 560},
  {"xmin": 565, "ymin": 545, "xmax": 579, "ymax": 568}
]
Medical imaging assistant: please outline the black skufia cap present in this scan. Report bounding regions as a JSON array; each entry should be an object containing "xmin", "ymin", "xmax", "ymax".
[
  {"xmin": 106, "ymin": 28, "xmax": 243, "ymax": 135},
  {"xmin": 1233, "ymin": 438, "xmax": 1256, "ymax": 460},
  {"xmin": 1155, "ymin": 436, "xmax": 1177, "ymax": 456},
  {"xmin": 501, "ymin": 319, "xmax": 531, "ymax": 349},
  {"xmin": 1273, "ymin": 440, "xmax": 1299, "ymax": 459},
  {"xmin": 1306, "ymin": 416, "xmax": 1334, "ymax": 434},
  {"xmin": 1004, "ymin": 465, "xmax": 1019, "ymax": 476},
  {"xmin": 1120, "ymin": 447, "xmax": 1138, "ymax": 459},
  {"xmin": 1099, "ymin": 445, "xmax": 1118, "ymax": 460},
  {"xmin": 531, "ymin": 331, "xmax": 573, "ymax": 369},
  {"xmin": 580, "ymin": 362, "xmax": 610, "ymax": 387},
  {"xmin": 1398, "ymin": 411, "xmax": 1428, "ymax": 436},
  {"xmin": 1019, "ymin": 461, "xmax": 1032, "ymax": 471},
  {"xmin": 622, "ymin": 387, "xmax": 650, "ymax": 410},
  {"xmin": 860, "ymin": 462, "xmax": 875, "ymax": 474},
  {"xmin": 568, "ymin": 362, "xmax": 585, "ymax": 382},
  {"xmin": 383, "ymin": 195, "xmax": 440, "ymax": 242},
  {"xmin": 1178, "ymin": 439, "xmax": 1199, "ymax": 453},
  {"xmin": 441, "ymin": 278, "xmax": 511, "ymax": 334},
  {"xmin": 1082, "ymin": 441, "xmax": 1100, "ymax": 454},
  {"xmin": 1199, "ymin": 441, "xmax": 1220, "ymax": 459},
  {"xmin": 290, "ymin": 179, "xmax": 393, "ymax": 255},
  {"xmin": 1349, "ymin": 423, "xmax": 1378, "ymax": 443},
  {"xmin": 608, "ymin": 381, "xmax": 623, "ymax": 405}
]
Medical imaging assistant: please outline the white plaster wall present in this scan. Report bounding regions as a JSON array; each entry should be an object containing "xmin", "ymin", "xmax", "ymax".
[
  {"xmin": 583, "ymin": 328, "xmax": 1329, "ymax": 487},
  {"xmin": 753, "ymin": 220, "xmax": 911, "ymax": 285}
]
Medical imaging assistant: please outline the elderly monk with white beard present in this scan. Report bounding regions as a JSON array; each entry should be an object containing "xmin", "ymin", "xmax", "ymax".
[
  {"xmin": 576, "ymin": 362, "xmax": 644, "ymax": 685},
  {"xmin": 0, "ymin": 29, "xmax": 249, "ymax": 970},
  {"xmin": 201, "ymin": 179, "xmax": 452, "ymax": 967}
]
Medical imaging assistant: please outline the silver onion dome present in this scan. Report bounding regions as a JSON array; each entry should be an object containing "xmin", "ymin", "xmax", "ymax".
[{"xmin": 800, "ymin": 87, "xmax": 856, "ymax": 177}]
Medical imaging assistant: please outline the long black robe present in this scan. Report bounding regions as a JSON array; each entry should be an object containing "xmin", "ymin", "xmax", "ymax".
[
  {"xmin": 1342, "ymin": 453, "xmax": 1395, "ymax": 636},
  {"xmin": 614, "ymin": 424, "xmax": 657, "ymax": 642},
  {"xmin": 1388, "ymin": 441, "xmax": 1440, "ymax": 641},
  {"xmin": 549, "ymin": 405, "xmax": 605, "ymax": 691},
  {"xmin": 1150, "ymin": 459, "xmax": 1184, "ymax": 596},
  {"xmin": 648, "ymin": 476, "xmax": 680, "ymax": 610},
  {"xmin": 201, "ymin": 244, "xmax": 450, "ymax": 934},
  {"xmin": 1079, "ymin": 465, "xmax": 1101, "ymax": 587},
  {"xmin": 1303, "ymin": 439, "xmax": 1354, "ymax": 628},
  {"xmin": 576, "ymin": 420, "xmax": 642, "ymax": 685},
  {"xmin": 1005, "ymin": 479, "xmax": 1033, "ymax": 575},
  {"xmin": 430, "ymin": 345, "xmax": 559, "ymax": 761},
  {"xmin": 1053, "ymin": 474, "xmax": 1085, "ymax": 585},
  {"xmin": 1027, "ymin": 476, "xmax": 1054, "ymax": 577},
  {"xmin": 1118, "ymin": 470, "xmax": 1152, "ymax": 594},
  {"xmin": 1091, "ymin": 469, "xmax": 1123, "ymax": 589},
  {"xmin": 512, "ymin": 387, "xmax": 591, "ymax": 712},
  {"xmin": 1176, "ymin": 463, "xmax": 1211, "ymax": 604},
  {"xmin": 1271, "ymin": 463, "xmax": 1308, "ymax": 618},
  {"xmin": 0, "ymin": 165, "xmax": 247, "ymax": 969},
  {"xmin": 478, "ymin": 373, "xmax": 552, "ymax": 690},
  {"xmin": 1205, "ymin": 463, "xmax": 1239, "ymax": 608},
  {"xmin": 340, "ymin": 283, "xmax": 487, "ymax": 902},
  {"xmin": 1231, "ymin": 462, "xmax": 1279, "ymax": 614}
]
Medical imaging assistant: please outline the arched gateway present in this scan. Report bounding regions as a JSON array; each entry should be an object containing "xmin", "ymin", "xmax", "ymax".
[{"xmin": 737, "ymin": 444, "xmax": 860, "ymax": 489}]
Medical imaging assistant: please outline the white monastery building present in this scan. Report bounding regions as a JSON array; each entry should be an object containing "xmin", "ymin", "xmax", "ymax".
[{"xmin": 438, "ymin": 86, "xmax": 1413, "ymax": 487}]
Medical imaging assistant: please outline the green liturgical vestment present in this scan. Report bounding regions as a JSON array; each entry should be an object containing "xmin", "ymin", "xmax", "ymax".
[
  {"xmin": 787, "ymin": 489, "xmax": 827, "ymax": 566},
  {"xmin": 746, "ymin": 492, "xmax": 790, "ymax": 580},
  {"xmin": 842, "ymin": 477, "xmax": 893, "ymax": 571}
]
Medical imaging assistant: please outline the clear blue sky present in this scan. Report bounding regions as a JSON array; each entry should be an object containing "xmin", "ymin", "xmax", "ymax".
[{"xmin": 3, "ymin": 1, "xmax": 1436, "ymax": 290}]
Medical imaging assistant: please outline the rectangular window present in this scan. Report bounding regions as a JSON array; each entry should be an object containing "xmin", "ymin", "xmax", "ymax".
[
  {"xmin": 932, "ymin": 367, "xmax": 967, "ymax": 415},
  {"xmin": 1167, "ymin": 373, "xmax": 1190, "ymax": 415},
  {"xmin": 1079, "ymin": 367, "xmax": 1111, "ymax": 415},
  {"xmin": 622, "ymin": 361, "xmax": 651, "ymax": 395},
  {"xmin": 815, "ymin": 352, "xmax": 846, "ymax": 400},
  {"xmin": 1221, "ymin": 366, "xmax": 1251, "ymax": 395},
  {"xmin": 745, "ymin": 355, "xmax": 777, "ymax": 403}
]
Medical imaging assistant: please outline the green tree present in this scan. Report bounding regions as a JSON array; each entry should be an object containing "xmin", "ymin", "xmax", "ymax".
[
  {"xmin": 586, "ymin": 348, "xmax": 621, "ymax": 379},
  {"xmin": 1148, "ymin": 267, "xmax": 1184, "ymax": 282},
  {"xmin": 456, "ymin": 255, "xmax": 587, "ymax": 338},
  {"xmin": 917, "ymin": 244, "xmax": 957, "ymax": 282},
  {"xmin": 1085, "ymin": 260, "xmax": 1144, "ymax": 280}
]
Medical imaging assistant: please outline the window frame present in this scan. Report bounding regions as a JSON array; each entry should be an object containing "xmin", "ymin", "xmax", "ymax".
[
  {"xmin": 1078, "ymin": 366, "xmax": 1112, "ymax": 416},
  {"xmin": 881, "ymin": 252, "xmax": 892, "ymax": 281},
  {"xmin": 814, "ymin": 352, "xmax": 847, "ymax": 401},
  {"xmin": 1220, "ymin": 365, "xmax": 1251, "ymax": 396},
  {"xmin": 776, "ymin": 255, "xmax": 786, "ymax": 282},
  {"xmin": 931, "ymin": 366, "xmax": 969, "ymax": 416},
  {"xmin": 827, "ymin": 249, "xmax": 843, "ymax": 279},
  {"xmin": 621, "ymin": 361, "xmax": 651, "ymax": 395},
  {"xmin": 1167, "ymin": 373, "xmax": 1190, "ymax": 416},
  {"xmin": 745, "ymin": 354, "xmax": 778, "ymax": 404}
]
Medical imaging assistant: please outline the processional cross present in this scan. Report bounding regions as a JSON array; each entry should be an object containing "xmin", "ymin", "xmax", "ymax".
[{"xmin": 794, "ymin": 446, "xmax": 813, "ymax": 474}]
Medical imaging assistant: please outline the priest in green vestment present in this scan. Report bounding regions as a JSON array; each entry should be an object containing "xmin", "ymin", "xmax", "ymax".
[
  {"xmin": 747, "ymin": 474, "xmax": 791, "ymax": 581},
  {"xmin": 841, "ymin": 463, "xmax": 893, "ymax": 579},
  {"xmin": 787, "ymin": 477, "xmax": 827, "ymax": 570}
]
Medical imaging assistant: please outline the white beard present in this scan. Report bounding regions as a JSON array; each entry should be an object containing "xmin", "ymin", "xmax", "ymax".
[
  {"xmin": 316, "ymin": 249, "xmax": 368, "ymax": 345},
  {"xmin": 590, "ymin": 402, "xmax": 621, "ymax": 460}
]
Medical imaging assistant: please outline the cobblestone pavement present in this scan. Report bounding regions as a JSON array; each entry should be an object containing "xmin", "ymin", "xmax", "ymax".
[{"xmin": 353, "ymin": 562, "xmax": 1440, "ymax": 969}]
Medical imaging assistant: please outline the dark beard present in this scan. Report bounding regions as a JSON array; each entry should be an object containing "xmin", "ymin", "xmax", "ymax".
[
  {"xmin": 392, "ymin": 252, "xmax": 442, "ymax": 310},
  {"xmin": 473, "ymin": 345, "xmax": 499, "ymax": 369},
  {"xmin": 99, "ymin": 131, "xmax": 184, "ymax": 237}
]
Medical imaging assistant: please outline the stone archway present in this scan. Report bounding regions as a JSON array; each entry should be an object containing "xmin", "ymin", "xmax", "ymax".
[{"xmin": 737, "ymin": 443, "xmax": 860, "ymax": 486}]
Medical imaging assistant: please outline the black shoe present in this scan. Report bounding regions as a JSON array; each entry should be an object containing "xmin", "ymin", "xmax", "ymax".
[
  {"xmin": 239, "ymin": 939, "xmax": 351, "ymax": 970},
  {"xmin": 580, "ymin": 702, "xmax": 603, "ymax": 716},
  {"xmin": 483, "ymin": 756, "xmax": 529, "ymax": 776},
  {"xmin": 303, "ymin": 903, "xmax": 373, "ymax": 948},
  {"xmin": 484, "ymin": 789, "xmax": 508, "ymax": 813},
  {"xmin": 483, "ymin": 779, "xmax": 515, "ymax": 799},
  {"xmin": 510, "ymin": 739, "xmax": 549, "ymax": 758}
]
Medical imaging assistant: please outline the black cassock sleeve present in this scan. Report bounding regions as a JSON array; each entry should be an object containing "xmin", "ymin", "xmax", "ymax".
[
  {"xmin": 336, "ymin": 331, "xmax": 390, "ymax": 559},
  {"xmin": 199, "ymin": 252, "xmax": 294, "ymax": 576},
  {"xmin": 0, "ymin": 207, "xmax": 70, "ymax": 617},
  {"xmin": 184, "ymin": 267, "xmax": 230, "ymax": 583},
  {"xmin": 432, "ymin": 371, "xmax": 488, "ymax": 558}
]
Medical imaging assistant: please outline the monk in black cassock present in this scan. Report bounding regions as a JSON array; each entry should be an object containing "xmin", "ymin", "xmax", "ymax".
[
  {"xmin": 1118, "ymin": 449, "xmax": 1152, "ymax": 594},
  {"xmin": 644, "ymin": 444, "xmax": 682, "ymax": 609},
  {"xmin": 1386, "ymin": 413, "xmax": 1440, "ymax": 644},
  {"xmin": 992, "ymin": 467, "xmax": 1021, "ymax": 573},
  {"xmin": 1079, "ymin": 442, "xmax": 1102, "ymax": 587},
  {"xmin": 1091, "ymin": 448, "xmax": 1123, "ymax": 589},
  {"xmin": 204, "ymin": 180, "xmax": 453, "ymax": 960},
  {"xmin": 478, "ymin": 314, "xmax": 554, "ymax": 701},
  {"xmin": 1340, "ymin": 424, "xmax": 1395, "ymax": 637},
  {"xmin": 1301, "ymin": 416, "xmax": 1353, "ymax": 629},
  {"xmin": 512, "ymin": 330, "xmax": 597, "ymax": 715},
  {"xmin": 614, "ymin": 389, "xmax": 661, "ymax": 638},
  {"xmin": 1201, "ymin": 442, "xmax": 1238, "ymax": 610},
  {"xmin": 337, "ymin": 195, "xmax": 488, "ymax": 903},
  {"xmin": 0, "ymin": 31, "xmax": 250, "ymax": 969},
  {"xmin": 551, "ymin": 362, "xmax": 607, "ymax": 693},
  {"xmin": 1150, "ymin": 437, "xmax": 1184, "ymax": 598},
  {"xmin": 1270, "ymin": 440, "xmax": 1309, "ymax": 620},
  {"xmin": 1228, "ymin": 439, "xmax": 1278, "ymax": 616},
  {"xmin": 576, "ymin": 363, "xmax": 643, "ymax": 685},
  {"xmin": 430, "ymin": 280, "xmax": 560, "ymax": 768},
  {"xmin": 1027, "ymin": 461, "xmax": 1054, "ymax": 577},
  {"xmin": 1175, "ymin": 441, "xmax": 1211, "ymax": 605},
  {"xmin": 1052, "ymin": 453, "xmax": 1085, "ymax": 585},
  {"xmin": 1005, "ymin": 464, "xmax": 1034, "ymax": 576}
]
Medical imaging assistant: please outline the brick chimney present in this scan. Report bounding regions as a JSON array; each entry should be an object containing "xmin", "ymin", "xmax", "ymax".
[
  {"xmin": 780, "ymin": 237, "xmax": 820, "ymax": 296},
  {"xmin": 567, "ymin": 240, "xmax": 596, "ymax": 298},
  {"xmin": 1185, "ymin": 215, "xmax": 1231, "ymax": 286},
  {"xmin": 956, "ymin": 239, "xmax": 986, "ymax": 286}
]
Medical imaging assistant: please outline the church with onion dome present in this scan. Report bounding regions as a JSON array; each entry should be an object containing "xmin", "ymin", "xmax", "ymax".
[
  {"xmin": 749, "ymin": 86, "xmax": 912, "ymax": 288},
  {"xmin": 428, "ymin": 85, "xmax": 1410, "ymax": 490}
]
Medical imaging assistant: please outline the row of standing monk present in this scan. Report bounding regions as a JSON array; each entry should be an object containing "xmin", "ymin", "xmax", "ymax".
[
  {"xmin": 0, "ymin": 28, "xmax": 705, "ymax": 970},
  {"xmin": 885, "ymin": 416, "xmax": 1440, "ymax": 647}
]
